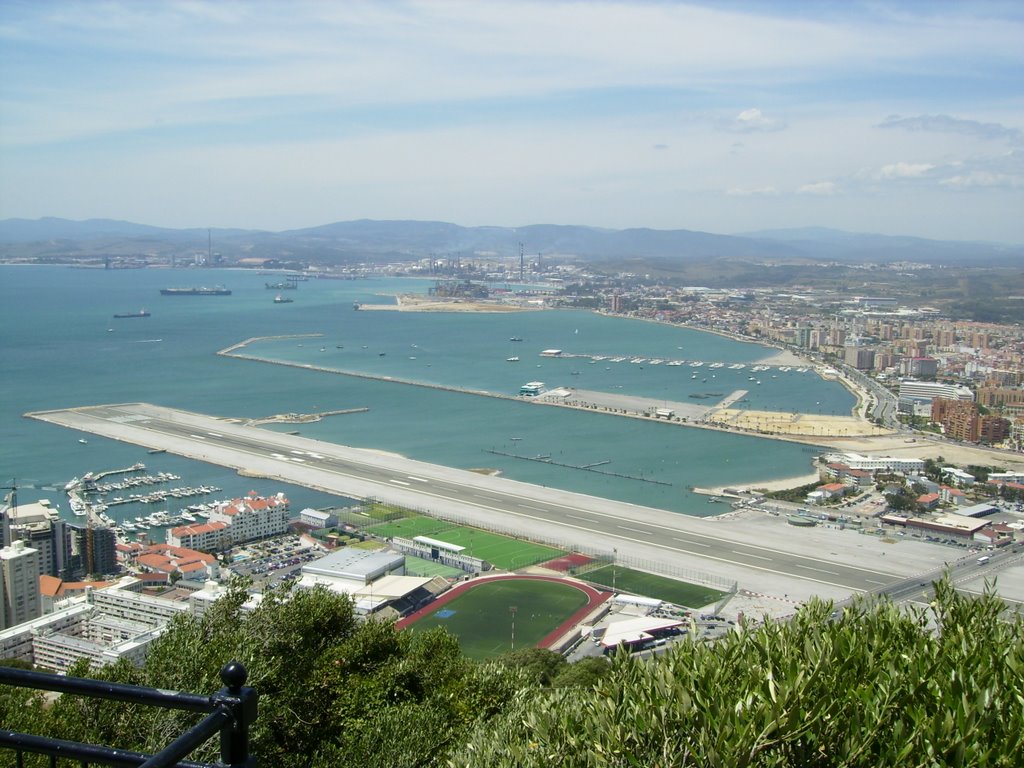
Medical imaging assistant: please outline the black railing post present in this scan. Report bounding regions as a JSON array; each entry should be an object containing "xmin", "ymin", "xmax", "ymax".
[{"xmin": 214, "ymin": 661, "xmax": 258, "ymax": 768}]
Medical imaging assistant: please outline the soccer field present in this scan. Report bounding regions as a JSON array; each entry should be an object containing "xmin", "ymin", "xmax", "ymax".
[
  {"xmin": 583, "ymin": 565, "xmax": 727, "ymax": 608},
  {"xmin": 410, "ymin": 579, "xmax": 590, "ymax": 659},
  {"xmin": 369, "ymin": 516, "xmax": 565, "ymax": 570}
]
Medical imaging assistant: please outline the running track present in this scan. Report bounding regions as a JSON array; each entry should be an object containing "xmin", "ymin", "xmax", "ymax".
[{"xmin": 396, "ymin": 574, "xmax": 612, "ymax": 649}]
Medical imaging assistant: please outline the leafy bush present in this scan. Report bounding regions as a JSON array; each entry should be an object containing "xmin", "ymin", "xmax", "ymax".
[{"xmin": 454, "ymin": 581, "xmax": 1023, "ymax": 767}]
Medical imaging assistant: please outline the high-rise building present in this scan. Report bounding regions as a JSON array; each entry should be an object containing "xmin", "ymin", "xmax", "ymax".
[
  {"xmin": 0, "ymin": 541, "xmax": 42, "ymax": 630},
  {"xmin": 71, "ymin": 525, "xmax": 118, "ymax": 578},
  {"xmin": 1, "ymin": 500, "xmax": 74, "ymax": 580}
]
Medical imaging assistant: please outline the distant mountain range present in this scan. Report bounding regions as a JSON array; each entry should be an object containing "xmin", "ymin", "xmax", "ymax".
[{"xmin": 1, "ymin": 217, "xmax": 1021, "ymax": 267}]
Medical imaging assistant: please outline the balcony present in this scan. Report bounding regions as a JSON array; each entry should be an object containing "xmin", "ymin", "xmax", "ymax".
[{"xmin": 0, "ymin": 660, "xmax": 257, "ymax": 767}]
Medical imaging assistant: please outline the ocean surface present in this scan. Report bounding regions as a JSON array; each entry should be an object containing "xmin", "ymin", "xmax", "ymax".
[{"xmin": 0, "ymin": 266, "xmax": 853, "ymax": 525}]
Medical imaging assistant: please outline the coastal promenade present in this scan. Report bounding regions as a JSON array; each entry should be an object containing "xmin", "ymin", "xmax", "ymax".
[{"xmin": 26, "ymin": 403, "xmax": 953, "ymax": 604}]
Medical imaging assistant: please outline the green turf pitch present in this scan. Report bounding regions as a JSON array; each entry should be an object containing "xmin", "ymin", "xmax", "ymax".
[
  {"xmin": 584, "ymin": 565, "xmax": 727, "ymax": 608},
  {"xmin": 410, "ymin": 579, "xmax": 589, "ymax": 660},
  {"xmin": 369, "ymin": 516, "xmax": 564, "ymax": 570}
]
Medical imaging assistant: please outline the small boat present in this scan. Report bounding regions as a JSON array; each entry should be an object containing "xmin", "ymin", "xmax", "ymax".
[
  {"xmin": 507, "ymin": 356, "xmax": 520, "ymax": 362},
  {"xmin": 273, "ymin": 294, "xmax": 293, "ymax": 304},
  {"xmin": 78, "ymin": 438, "xmax": 88, "ymax": 444}
]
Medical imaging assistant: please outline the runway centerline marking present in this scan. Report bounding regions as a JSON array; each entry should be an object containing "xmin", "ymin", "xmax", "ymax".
[
  {"xmin": 736, "ymin": 551, "xmax": 772, "ymax": 561},
  {"xmin": 389, "ymin": 479, "xmax": 410, "ymax": 486},
  {"xmin": 795, "ymin": 564, "xmax": 839, "ymax": 575}
]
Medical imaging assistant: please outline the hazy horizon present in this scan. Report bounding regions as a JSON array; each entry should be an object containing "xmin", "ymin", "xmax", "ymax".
[{"xmin": 1, "ymin": 1, "xmax": 1022, "ymax": 243}]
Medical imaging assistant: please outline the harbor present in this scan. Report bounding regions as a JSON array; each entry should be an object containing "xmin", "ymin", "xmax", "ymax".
[{"xmin": 63, "ymin": 462, "xmax": 223, "ymax": 539}]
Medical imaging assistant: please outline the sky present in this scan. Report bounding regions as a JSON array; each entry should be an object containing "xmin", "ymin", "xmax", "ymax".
[{"xmin": 1, "ymin": 1, "xmax": 1022, "ymax": 242}]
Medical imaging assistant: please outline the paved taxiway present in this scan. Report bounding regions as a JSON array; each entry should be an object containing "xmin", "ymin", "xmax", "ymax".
[{"xmin": 29, "ymin": 402, "xmax": 915, "ymax": 595}]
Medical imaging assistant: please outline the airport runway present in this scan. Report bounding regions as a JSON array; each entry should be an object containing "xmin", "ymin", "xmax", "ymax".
[{"xmin": 28, "ymin": 402, "xmax": 908, "ymax": 594}]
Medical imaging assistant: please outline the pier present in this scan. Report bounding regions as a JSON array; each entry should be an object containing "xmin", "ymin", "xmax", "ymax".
[
  {"xmin": 538, "ymin": 350, "xmax": 815, "ymax": 374},
  {"xmin": 484, "ymin": 449, "xmax": 673, "ymax": 486}
]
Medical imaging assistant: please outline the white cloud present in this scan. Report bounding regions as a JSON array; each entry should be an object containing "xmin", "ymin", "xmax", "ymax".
[
  {"xmin": 722, "ymin": 108, "xmax": 786, "ymax": 133},
  {"xmin": 939, "ymin": 172, "xmax": 1022, "ymax": 189},
  {"xmin": 797, "ymin": 181, "xmax": 838, "ymax": 195},
  {"xmin": 725, "ymin": 186, "xmax": 778, "ymax": 196},
  {"xmin": 878, "ymin": 114, "xmax": 1023, "ymax": 144},
  {"xmin": 876, "ymin": 162, "xmax": 936, "ymax": 180}
]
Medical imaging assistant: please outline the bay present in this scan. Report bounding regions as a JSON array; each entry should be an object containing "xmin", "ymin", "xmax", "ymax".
[{"xmin": 0, "ymin": 266, "xmax": 852, "ymax": 523}]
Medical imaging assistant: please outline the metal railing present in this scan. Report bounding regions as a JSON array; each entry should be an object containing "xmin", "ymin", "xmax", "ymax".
[{"xmin": 0, "ymin": 660, "xmax": 257, "ymax": 768}]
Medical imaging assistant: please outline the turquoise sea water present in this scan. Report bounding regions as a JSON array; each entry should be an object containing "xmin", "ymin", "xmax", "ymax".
[{"xmin": 0, "ymin": 266, "xmax": 852, "ymax": 521}]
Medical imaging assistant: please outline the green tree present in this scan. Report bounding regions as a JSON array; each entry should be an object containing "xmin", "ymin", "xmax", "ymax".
[{"xmin": 454, "ymin": 581, "xmax": 1024, "ymax": 767}]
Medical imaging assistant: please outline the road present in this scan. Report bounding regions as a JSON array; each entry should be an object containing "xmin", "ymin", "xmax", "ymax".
[{"xmin": 28, "ymin": 402, "xmax": 911, "ymax": 594}]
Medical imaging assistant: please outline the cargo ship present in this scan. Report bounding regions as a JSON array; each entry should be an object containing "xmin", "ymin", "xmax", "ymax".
[
  {"xmin": 266, "ymin": 281, "xmax": 297, "ymax": 290},
  {"xmin": 113, "ymin": 310, "xmax": 151, "ymax": 318},
  {"xmin": 159, "ymin": 286, "xmax": 231, "ymax": 296}
]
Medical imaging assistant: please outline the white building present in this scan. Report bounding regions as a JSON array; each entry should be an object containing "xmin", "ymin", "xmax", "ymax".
[
  {"xmin": 166, "ymin": 520, "xmax": 229, "ymax": 552},
  {"xmin": 0, "ymin": 576, "xmax": 192, "ymax": 671},
  {"xmin": 1, "ymin": 541, "xmax": 41, "ymax": 630},
  {"xmin": 295, "ymin": 548, "xmax": 442, "ymax": 615},
  {"xmin": 898, "ymin": 380, "xmax": 974, "ymax": 403},
  {"xmin": 300, "ymin": 508, "xmax": 338, "ymax": 529},
  {"xmin": 823, "ymin": 452, "xmax": 925, "ymax": 474},
  {"xmin": 167, "ymin": 493, "xmax": 290, "ymax": 551},
  {"xmin": 207, "ymin": 493, "xmax": 290, "ymax": 545}
]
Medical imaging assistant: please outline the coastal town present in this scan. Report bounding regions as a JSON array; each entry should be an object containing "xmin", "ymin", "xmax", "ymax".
[{"xmin": 3, "ymin": 251, "xmax": 1024, "ymax": 675}]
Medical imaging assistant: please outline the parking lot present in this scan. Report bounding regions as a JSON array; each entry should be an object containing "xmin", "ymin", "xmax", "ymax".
[{"xmin": 226, "ymin": 534, "xmax": 324, "ymax": 587}]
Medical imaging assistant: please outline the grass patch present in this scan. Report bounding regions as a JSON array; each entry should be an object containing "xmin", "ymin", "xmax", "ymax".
[
  {"xmin": 369, "ymin": 516, "xmax": 564, "ymax": 570},
  {"xmin": 410, "ymin": 579, "xmax": 589, "ymax": 660},
  {"xmin": 583, "ymin": 565, "xmax": 727, "ymax": 608},
  {"xmin": 404, "ymin": 556, "xmax": 464, "ymax": 578}
]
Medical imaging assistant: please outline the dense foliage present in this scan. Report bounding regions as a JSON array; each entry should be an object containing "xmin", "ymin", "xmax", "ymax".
[
  {"xmin": 456, "ymin": 581, "xmax": 1024, "ymax": 767},
  {"xmin": 2, "ymin": 580, "xmax": 1021, "ymax": 767}
]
